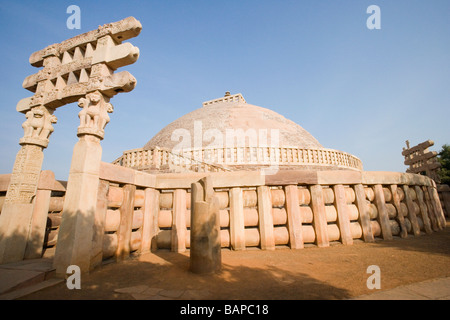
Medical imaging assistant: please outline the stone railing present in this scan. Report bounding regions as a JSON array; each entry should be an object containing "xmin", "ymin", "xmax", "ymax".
[
  {"xmin": 113, "ymin": 146, "xmax": 364, "ymax": 172},
  {"xmin": 112, "ymin": 147, "xmax": 232, "ymax": 173},
  {"xmin": 0, "ymin": 171, "xmax": 66, "ymax": 258},
  {"xmin": 80, "ymin": 166, "xmax": 450, "ymax": 261},
  {"xmin": 1, "ymin": 165, "xmax": 448, "ymax": 272},
  {"xmin": 151, "ymin": 170, "xmax": 447, "ymax": 252}
]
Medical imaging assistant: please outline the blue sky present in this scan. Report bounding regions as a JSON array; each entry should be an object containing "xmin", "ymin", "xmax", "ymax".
[{"xmin": 0, "ymin": 0, "xmax": 449, "ymax": 179}]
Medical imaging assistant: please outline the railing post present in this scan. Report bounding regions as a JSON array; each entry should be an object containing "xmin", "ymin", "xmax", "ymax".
[
  {"xmin": 140, "ymin": 188, "xmax": 159, "ymax": 253},
  {"xmin": 353, "ymin": 184, "xmax": 374, "ymax": 242},
  {"xmin": 229, "ymin": 187, "xmax": 245, "ymax": 250},
  {"xmin": 285, "ymin": 185, "xmax": 304, "ymax": 249},
  {"xmin": 115, "ymin": 184, "xmax": 136, "ymax": 261},
  {"xmin": 415, "ymin": 186, "xmax": 433, "ymax": 234},
  {"xmin": 373, "ymin": 185, "xmax": 393, "ymax": 240},
  {"xmin": 333, "ymin": 184, "xmax": 353, "ymax": 245},
  {"xmin": 90, "ymin": 179, "xmax": 109, "ymax": 269},
  {"xmin": 23, "ymin": 171, "xmax": 56, "ymax": 259},
  {"xmin": 172, "ymin": 189, "xmax": 187, "ymax": 252},
  {"xmin": 389, "ymin": 185, "xmax": 408, "ymax": 238},
  {"xmin": 257, "ymin": 186, "xmax": 275, "ymax": 250},
  {"xmin": 309, "ymin": 185, "xmax": 329, "ymax": 247},
  {"xmin": 402, "ymin": 185, "xmax": 421, "ymax": 235}
]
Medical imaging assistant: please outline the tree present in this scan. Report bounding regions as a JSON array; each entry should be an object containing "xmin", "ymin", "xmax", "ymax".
[{"xmin": 438, "ymin": 144, "xmax": 450, "ymax": 186}]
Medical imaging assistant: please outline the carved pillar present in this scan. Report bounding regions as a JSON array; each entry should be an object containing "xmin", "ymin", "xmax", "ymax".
[
  {"xmin": 229, "ymin": 187, "xmax": 245, "ymax": 251},
  {"xmin": 54, "ymin": 92, "xmax": 112, "ymax": 275},
  {"xmin": 190, "ymin": 176, "xmax": 221, "ymax": 274},
  {"xmin": 0, "ymin": 106, "xmax": 56, "ymax": 264}
]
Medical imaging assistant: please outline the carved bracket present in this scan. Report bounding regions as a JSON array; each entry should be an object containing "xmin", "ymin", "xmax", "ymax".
[
  {"xmin": 19, "ymin": 105, "xmax": 57, "ymax": 148},
  {"xmin": 77, "ymin": 91, "xmax": 113, "ymax": 139}
]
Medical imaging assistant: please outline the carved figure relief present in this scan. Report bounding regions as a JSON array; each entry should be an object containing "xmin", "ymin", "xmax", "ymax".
[
  {"xmin": 5, "ymin": 144, "xmax": 44, "ymax": 204},
  {"xmin": 20, "ymin": 106, "xmax": 57, "ymax": 148},
  {"xmin": 77, "ymin": 90, "xmax": 113, "ymax": 139}
]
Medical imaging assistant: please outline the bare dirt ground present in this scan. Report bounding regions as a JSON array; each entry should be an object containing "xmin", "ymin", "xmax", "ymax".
[{"xmin": 22, "ymin": 221, "xmax": 450, "ymax": 300}]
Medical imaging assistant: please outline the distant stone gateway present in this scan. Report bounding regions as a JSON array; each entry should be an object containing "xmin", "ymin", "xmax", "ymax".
[{"xmin": 0, "ymin": 17, "xmax": 448, "ymax": 277}]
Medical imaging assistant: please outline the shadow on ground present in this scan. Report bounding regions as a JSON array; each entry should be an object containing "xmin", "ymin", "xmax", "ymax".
[
  {"xmin": 17, "ymin": 221, "xmax": 450, "ymax": 300},
  {"xmin": 370, "ymin": 220, "xmax": 450, "ymax": 257},
  {"xmin": 20, "ymin": 248, "xmax": 352, "ymax": 300}
]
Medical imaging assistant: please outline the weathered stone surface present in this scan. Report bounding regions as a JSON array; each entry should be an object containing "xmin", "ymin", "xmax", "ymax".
[
  {"xmin": 24, "ymin": 189, "xmax": 51, "ymax": 259},
  {"xmin": 0, "ymin": 144, "xmax": 45, "ymax": 264},
  {"xmin": 24, "ymin": 17, "xmax": 142, "ymax": 274},
  {"xmin": 229, "ymin": 187, "xmax": 245, "ymax": 250},
  {"xmin": 172, "ymin": 189, "xmax": 187, "ymax": 253},
  {"xmin": 140, "ymin": 188, "xmax": 159, "ymax": 253},
  {"xmin": 99, "ymin": 161, "xmax": 156, "ymax": 188},
  {"xmin": 257, "ymin": 186, "xmax": 275, "ymax": 250},
  {"xmin": 189, "ymin": 176, "xmax": 221, "ymax": 274},
  {"xmin": 53, "ymin": 135, "xmax": 103, "ymax": 275},
  {"xmin": 373, "ymin": 184, "xmax": 393, "ymax": 241},
  {"xmin": 389, "ymin": 185, "xmax": 408, "ymax": 238},
  {"xmin": 284, "ymin": 185, "xmax": 304, "ymax": 249},
  {"xmin": 402, "ymin": 185, "xmax": 421, "ymax": 236},
  {"xmin": 29, "ymin": 17, "xmax": 140, "ymax": 65},
  {"xmin": 115, "ymin": 184, "xmax": 135, "ymax": 261},
  {"xmin": 309, "ymin": 185, "xmax": 329, "ymax": 247},
  {"xmin": 155, "ymin": 171, "xmax": 264, "ymax": 189},
  {"xmin": 18, "ymin": 17, "xmax": 141, "ymax": 112},
  {"xmin": 333, "ymin": 184, "xmax": 353, "ymax": 245},
  {"xmin": 19, "ymin": 106, "xmax": 57, "ymax": 148}
]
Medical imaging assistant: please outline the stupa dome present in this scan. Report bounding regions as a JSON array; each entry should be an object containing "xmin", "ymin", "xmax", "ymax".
[
  {"xmin": 143, "ymin": 93, "xmax": 323, "ymax": 151},
  {"xmin": 115, "ymin": 93, "xmax": 363, "ymax": 172}
]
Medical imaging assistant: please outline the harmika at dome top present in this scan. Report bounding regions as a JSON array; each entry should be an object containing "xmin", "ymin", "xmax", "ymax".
[{"xmin": 114, "ymin": 93, "xmax": 363, "ymax": 172}]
